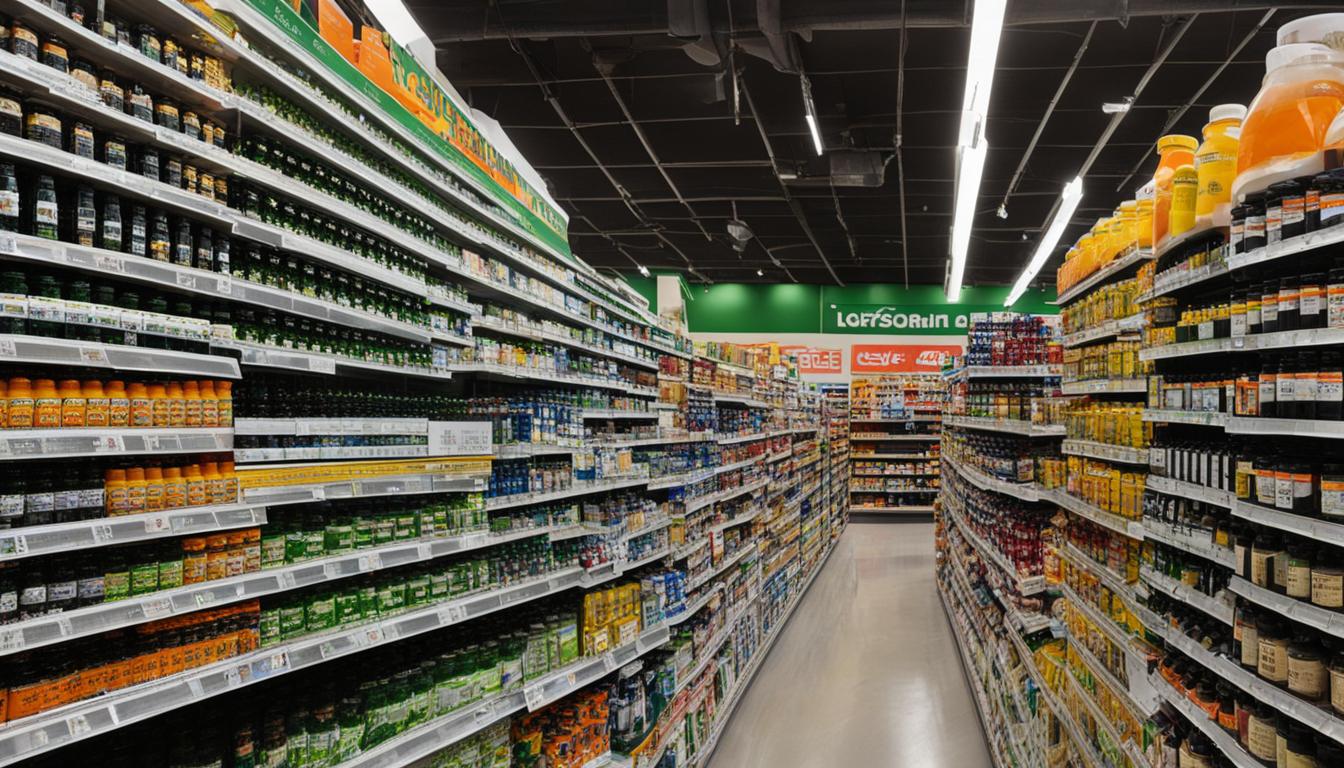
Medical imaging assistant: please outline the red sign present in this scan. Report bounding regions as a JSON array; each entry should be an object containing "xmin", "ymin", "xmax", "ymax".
[
  {"xmin": 850, "ymin": 344, "xmax": 962, "ymax": 373},
  {"xmin": 780, "ymin": 345, "xmax": 843, "ymax": 374}
]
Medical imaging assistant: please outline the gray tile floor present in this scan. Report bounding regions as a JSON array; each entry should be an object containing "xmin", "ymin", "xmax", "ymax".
[{"xmin": 705, "ymin": 520, "xmax": 994, "ymax": 768}]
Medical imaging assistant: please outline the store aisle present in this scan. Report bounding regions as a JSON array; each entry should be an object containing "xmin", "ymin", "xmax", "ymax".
[{"xmin": 706, "ymin": 520, "xmax": 992, "ymax": 768}]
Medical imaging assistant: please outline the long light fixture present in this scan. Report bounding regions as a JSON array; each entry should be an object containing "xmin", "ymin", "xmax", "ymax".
[
  {"xmin": 801, "ymin": 75, "xmax": 824, "ymax": 156},
  {"xmin": 946, "ymin": 0, "xmax": 1008, "ymax": 302},
  {"xmin": 1004, "ymin": 176, "xmax": 1084, "ymax": 306}
]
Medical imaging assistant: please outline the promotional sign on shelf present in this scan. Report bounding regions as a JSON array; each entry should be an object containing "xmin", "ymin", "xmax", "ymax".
[
  {"xmin": 850, "ymin": 344, "xmax": 962, "ymax": 373},
  {"xmin": 780, "ymin": 345, "xmax": 844, "ymax": 374}
]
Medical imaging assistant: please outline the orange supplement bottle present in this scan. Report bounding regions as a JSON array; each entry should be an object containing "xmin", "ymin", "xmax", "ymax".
[
  {"xmin": 83, "ymin": 380, "xmax": 109, "ymax": 427},
  {"xmin": 129, "ymin": 383, "xmax": 153, "ymax": 427},
  {"xmin": 105, "ymin": 469, "xmax": 129, "ymax": 515},
  {"xmin": 106, "ymin": 380, "xmax": 130, "ymax": 427},
  {"xmin": 185, "ymin": 463, "xmax": 208, "ymax": 507},
  {"xmin": 124, "ymin": 467, "xmax": 147, "ymax": 514},
  {"xmin": 0, "ymin": 379, "xmax": 7, "ymax": 429},
  {"xmin": 32, "ymin": 379, "xmax": 60, "ymax": 429},
  {"xmin": 216, "ymin": 381, "xmax": 233, "ymax": 426},
  {"xmin": 199, "ymin": 380, "xmax": 219, "ymax": 428},
  {"xmin": 165, "ymin": 381, "xmax": 186, "ymax": 427},
  {"xmin": 162, "ymin": 466, "xmax": 188, "ymax": 510},
  {"xmin": 181, "ymin": 537, "xmax": 208, "ymax": 584},
  {"xmin": 6, "ymin": 378, "xmax": 31, "ymax": 428},
  {"xmin": 1170, "ymin": 164, "xmax": 1199, "ymax": 237},
  {"xmin": 58, "ymin": 379, "xmax": 86, "ymax": 427},
  {"xmin": 146, "ymin": 383, "xmax": 169, "ymax": 427},
  {"xmin": 1152, "ymin": 134, "xmax": 1199, "ymax": 247},
  {"xmin": 143, "ymin": 466, "xmax": 165, "ymax": 512},
  {"xmin": 182, "ymin": 380, "xmax": 203, "ymax": 427},
  {"xmin": 219, "ymin": 460, "xmax": 239, "ymax": 503},
  {"xmin": 1195, "ymin": 104, "xmax": 1246, "ymax": 217},
  {"xmin": 201, "ymin": 461, "xmax": 226, "ymax": 505},
  {"xmin": 205, "ymin": 533, "xmax": 228, "ymax": 580}
]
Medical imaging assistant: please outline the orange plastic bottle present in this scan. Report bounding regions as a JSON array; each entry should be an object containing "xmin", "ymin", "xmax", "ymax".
[
  {"xmin": 1195, "ymin": 104, "xmax": 1246, "ymax": 217},
  {"xmin": 219, "ymin": 460, "xmax": 239, "ymax": 503},
  {"xmin": 83, "ymin": 380, "xmax": 109, "ymax": 427},
  {"xmin": 146, "ymin": 383, "xmax": 169, "ymax": 427},
  {"xmin": 162, "ymin": 466, "xmax": 188, "ymax": 510},
  {"xmin": 106, "ymin": 380, "xmax": 130, "ymax": 427},
  {"xmin": 165, "ymin": 381, "xmax": 186, "ymax": 427},
  {"xmin": 143, "ymin": 466, "xmax": 165, "ymax": 512},
  {"xmin": 129, "ymin": 382, "xmax": 153, "ymax": 427},
  {"xmin": 199, "ymin": 380, "xmax": 219, "ymax": 428},
  {"xmin": 32, "ymin": 379, "xmax": 60, "ymax": 429},
  {"xmin": 184, "ymin": 463, "xmax": 208, "ymax": 507},
  {"xmin": 124, "ymin": 467, "xmax": 147, "ymax": 514},
  {"xmin": 1170, "ymin": 164, "xmax": 1199, "ymax": 237},
  {"xmin": 1152, "ymin": 134, "xmax": 1199, "ymax": 247},
  {"xmin": 0, "ymin": 378, "xmax": 8, "ymax": 429},
  {"xmin": 104, "ymin": 468, "xmax": 129, "ymax": 515},
  {"xmin": 58, "ymin": 379, "xmax": 86, "ymax": 428},
  {"xmin": 6, "ymin": 378, "xmax": 32, "ymax": 429},
  {"xmin": 216, "ymin": 381, "xmax": 233, "ymax": 426},
  {"xmin": 182, "ymin": 380, "xmax": 202, "ymax": 428},
  {"xmin": 201, "ymin": 461, "xmax": 226, "ymax": 505}
]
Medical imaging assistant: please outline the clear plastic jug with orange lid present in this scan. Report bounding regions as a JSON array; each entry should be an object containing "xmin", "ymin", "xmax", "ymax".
[
  {"xmin": 1153, "ymin": 134, "xmax": 1199, "ymax": 247},
  {"xmin": 1235, "ymin": 25, "xmax": 1344, "ymax": 198},
  {"xmin": 1196, "ymin": 104, "xmax": 1246, "ymax": 217}
]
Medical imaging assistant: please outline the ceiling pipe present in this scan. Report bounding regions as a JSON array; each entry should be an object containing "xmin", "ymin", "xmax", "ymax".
[
  {"xmin": 999, "ymin": 22, "xmax": 1095, "ymax": 209},
  {"xmin": 1112, "ymin": 8, "xmax": 1276, "ymax": 193},
  {"xmin": 895, "ymin": 0, "xmax": 909, "ymax": 287},
  {"xmin": 741, "ymin": 80, "xmax": 846, "ymax": 285},
  {"xmin": 421, "ymin": 0, "xmax": 1330, "ymax": 42}
]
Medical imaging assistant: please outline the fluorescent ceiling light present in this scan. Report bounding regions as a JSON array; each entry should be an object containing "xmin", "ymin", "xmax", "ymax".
[
  {"xmin": 801, "ymin": 76, "xmax": 824, "ymax": 156},
  {"xmin": 946, "ymin": 0, "xmax": 1007, "ymax": 303},
  {"xmin": 637, "ymin": 265, "xmax": 651, "ymax": 277},
  {"xmin": 1004, "ymin": 176, "xmax": 1084, "ymax": 306},
  {"xmin": 947, "ymin": 141, "xmax": 987, "ymax": 302}
]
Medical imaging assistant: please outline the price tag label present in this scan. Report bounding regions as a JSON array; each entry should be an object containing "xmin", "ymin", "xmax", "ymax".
[
  {"xmin": 175, "ymin": 272, "xmax": 197, "ymax": 289},
  {"xmin": 473, "ymin": 703, "xmax": 495, "ymax": 723},
  {"xmin": 195, "ymin": 591, "xmax": 217, "ymax": 607},
  {"xmin": 0, "ymin": 234, "xmax": 15, "ymax": 255},
  {"xmin": 268, "ymin": 651, "xmax": 289, "ymax": 672},
  {"xmin": 224, "ymin": 666, "xmax": 243, "ymax": 688},
  {"xmin": 358, "ymin": 553, "xmax": 382, "ymax": 572},
  {"xmin": 142, "ymin": 596, "xmax": 173, "ymax": 619},
  {"xmin": 91, "ymin": 525, "xmax": 113, "ymax": 543},
  {"xmin": 92, "ymin": 252, "xmax": 124, "ymax": 272},
  {"xmin": 28, "ymin": 728, "xmax": 49, "ymax": 748},
  {"xmin": 95, "ymin": 435, "xmax": 126, "ymax": 453},
  {"xmin": 602, "ymin": 653, "xmax": 618, "ymax": 672},
  {"xmin": 524, "ymin": 684, "xmax": 547, "ymax": 710},
  {"xmin": 215, "ymin": 275, "xmax": 232, "ymax": 295},
  {"xmin": 310, "ymin": 357, "xmax": 336, "ymax": 375},
  {"xmin": 309, "ymin": 486, "xmax": 326, "ymax": 502},
  {"xmin": 66, "ymin": 714, "xmax": 91, "ymax": 737},
  {"xmin": 1, "ymin": 535, "xmax": 27, "ymax": 556},
  {"xmin": 144, "ymin": 515, "xmax": 170, "ymax": 534},
  {"xmin": 438, "ymin": 604, "xmax": 464, "ymax": 624},
  {"xmin": 79, "ymin": 347, "xmax": 109, "ymax": 365},
  {"xmin": 319, "ymin": 641, "xmax": 338, "ymax": 659},
  {"xmin": 0, "ymin": 627, "xmax": 25, "ymax": 653},
  {"xmin": 359, "ymin": 626, "xmax": 384, "ymax": 647},
  {"xmin": 0, "ymin": 338, "xmax": 16, "ymax": 358}
]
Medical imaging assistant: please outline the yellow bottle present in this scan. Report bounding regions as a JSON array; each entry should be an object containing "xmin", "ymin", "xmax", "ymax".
[
  {"xmin": 1135, "ymin": 197, "xmax": 1155, "ymax": 250},
  {"xmin": 1195, "ymin": 104, "xmax": 1246, "ymax": 217},
  {"xmin": 1153, "ymin": 134, "xmax": 1199, "ymax": 246},
  {"xmin": 1170, "ymin": 163, "xmax": 1199, "ymax": 236}
]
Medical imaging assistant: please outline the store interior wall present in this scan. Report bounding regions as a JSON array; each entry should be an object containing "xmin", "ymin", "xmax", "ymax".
[{"xmin": 626, "ymin": 275, "xmax": 1058, "ymax": 383}]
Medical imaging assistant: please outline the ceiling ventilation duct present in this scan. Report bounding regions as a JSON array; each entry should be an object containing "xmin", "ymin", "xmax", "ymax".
[{"xmin": 786, "ymin": 150, "xmax": 889, "ymax": 187}]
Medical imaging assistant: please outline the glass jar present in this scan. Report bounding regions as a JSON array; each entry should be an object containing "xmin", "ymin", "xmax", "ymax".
[
  {"xmin": 1257, "ymin": 616, "xmax": 1289, "ymax": 684},
  {"xmin": 1288, "ymin": 632, "xmax": 1328, "ymax": 701}
]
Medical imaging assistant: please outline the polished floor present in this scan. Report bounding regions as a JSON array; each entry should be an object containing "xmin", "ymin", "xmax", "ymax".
[{"xmin": 706, "ymin": 519, "xmax": 993, "ymax": 768}]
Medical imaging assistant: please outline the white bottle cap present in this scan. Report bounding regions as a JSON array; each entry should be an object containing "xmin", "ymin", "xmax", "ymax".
[
  {"xmin": 1276, "ymin": 13, "xmax": 1344, "ymax": 47},
  {"xmin": 1265, "ymin": 43, "xmax": 1340, "ymax": 74},
  {"xmin": 1209, "ymin": 104, "xmax": 1246, "ymax": 123}
]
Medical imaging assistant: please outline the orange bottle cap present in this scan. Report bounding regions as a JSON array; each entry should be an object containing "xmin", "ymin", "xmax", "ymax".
[
  {"xmin": 166, "ymin": 382, "xmax": 184, "ymax": 396},
  {"xmin": 105, "ymin": 468, "xmax": 126, "ymax": 482},
  {"xmin": 1157, "ymin": 134, "xmax": 1198, "ymax": 153},
  {"xmin": 81, "ymin": 380, "xmax": 105, "ymax": 394},
  {"xmin": 145, "ymin": 467, "xmax": 164, "ymax": 481},
  {"xmin": 163, "ymin": 467, "xmax": 183, "ymax": 479},
  {"xmin": 58, "ymin": 379, "xmax": 82, "ymax": 395},
  {"xmin": 126, "ymin": 468, "xmax": 145, "ymax": 481},
  {"xmin": 147, "ymin": 383, "xmax": 166, "ymax": 397},
  {"xmin": 183, "ymin": 381, "xmax": 199, "ymax": 393}
]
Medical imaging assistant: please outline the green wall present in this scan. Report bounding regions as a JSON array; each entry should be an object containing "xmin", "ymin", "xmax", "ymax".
[{"xmin": 625, "ymin": 274, "xmax": 1056, "ymax": 335}]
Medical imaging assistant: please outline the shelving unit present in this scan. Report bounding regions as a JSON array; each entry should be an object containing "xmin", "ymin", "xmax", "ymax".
[{"xmin": 847, "ymin": 374, "xmax": 943, "ymax": 518}]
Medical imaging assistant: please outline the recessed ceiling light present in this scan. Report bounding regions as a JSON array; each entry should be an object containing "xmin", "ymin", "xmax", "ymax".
[{"xmin": 756, "ymin": 268, "xmax": 765, "ymax": 277}]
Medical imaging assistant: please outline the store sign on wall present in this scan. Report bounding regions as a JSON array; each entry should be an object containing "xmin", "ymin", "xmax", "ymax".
[
  {"xmin": 780, "ymin": 346, "xmax": 843, "ymax": 374},
  {"xmin": 824, "ymin": 304, "xmax": 977, "ymax": 335},
  {"xmin": 850, "ymin": 344, "xmax": 962, "ymax": 373}
]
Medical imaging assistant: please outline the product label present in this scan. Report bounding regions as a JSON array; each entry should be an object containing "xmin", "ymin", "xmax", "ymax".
[
  {"xmin": 1277, "ymin": 376, "xmax": 1295, "ymax": 404},
  {"xmin": 1303, "ymin": 286, "xmax": 1324, "ymax": 318},
  {"xmin": 34, "ymin": 200, "xmax": 57, "ymax": 226},
  {"xmin": 1251, "ymin": 549, "xmax": 1277, "ymax": 588},
  {"xmin": 1267, "ymin": 204, "xmax": 1283, "ymax": 243},
  {"xmin": 1241, "ymin": 623, "xmax": 1260, "ymax": 666},
  {"xmin": 0, "ymin": 190, "xmax": 16, "ymax": 218},
  {"xmin": 1288, "ymin": 563, "xmax": 1313, "ymax": 598},
  {"xmin": 1333, "ymin": 667, "xmax": 1344, "ymax": 714},
  {"xmin": 1323, "ymin": 192, "xmax": 1344, "ymax": 225},
  {"xmin": 1276, "ymin": 471, "xmax": 1294, "ymax": 510},
  {"xmin": 1263, "ymin": 297, "xmax": 1279, "ymax": 323},
  {"xmin": 0, "ymin": 493, "xmax": 22, "ymax": 520},
  {"xmin": 1260, "ymin": 376, "xmax": 1276, "ymax": 406},
  {"xmin": 1313, "ymin": 571, "xmax": 1344, "ymax": 608},
  {"xmin": 1323, "ymin": 479, "xmax": 1344, "ymax": 519},
  {"xmin": 1230, "ymin": 220, "xmax": 1245, "ymax": 251},
  {"xmin": 1258, "ymin": 638, "xmax": 1289, "ymax": 682},
  {"xmin": 1231, "ymin": 311, "xmax": 1248, "ymax": 337},
  {"xmin": 1289, "ymin": 656, "xmax": 1327, "ymax": 699},
  {"xmin": 1284, "ymin": 196, "xmax": 1306, "ymax": 227},
  {"xmin": 1298, "ymin": 374, "xmax": 1319, "ymax": 403}
]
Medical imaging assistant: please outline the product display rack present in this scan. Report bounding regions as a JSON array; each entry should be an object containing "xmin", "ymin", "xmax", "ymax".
[
  {"xmin": 0, "ymin": 1, "xmax": 845, "ymax": 766},
  {"xmin": 848, "ymin": 374, "xmax": 942, "ymax": 516}
]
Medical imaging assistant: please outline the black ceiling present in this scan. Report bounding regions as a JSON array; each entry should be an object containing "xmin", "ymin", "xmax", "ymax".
[{"xmin": 402, "ymin": 0, "xmax": 1340, "ymax": 288}]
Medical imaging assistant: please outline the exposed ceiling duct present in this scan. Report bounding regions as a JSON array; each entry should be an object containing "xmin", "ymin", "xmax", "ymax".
[{"xmin": 785, "ymin": 150, "xmax": 890, "ymax": 187}]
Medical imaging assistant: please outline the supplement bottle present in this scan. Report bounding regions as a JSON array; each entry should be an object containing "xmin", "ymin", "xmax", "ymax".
[
  {"xmin": 1195, "ymin": 104, "xmax": 1246, "ymax": 216},
  {"xmin": 1153, "ymin": 135, "xmax": 1199, "ymax": 247}
]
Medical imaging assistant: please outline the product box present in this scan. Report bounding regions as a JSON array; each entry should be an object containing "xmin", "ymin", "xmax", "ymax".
[{"xmin": 316, "ymin": 0, "xmax": 357, "ymax": 64}]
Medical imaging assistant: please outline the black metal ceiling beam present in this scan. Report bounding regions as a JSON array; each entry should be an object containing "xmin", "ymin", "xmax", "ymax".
[{"xmin": 417, "ymin": 0, "xmax": 1331, "ymax": 42}]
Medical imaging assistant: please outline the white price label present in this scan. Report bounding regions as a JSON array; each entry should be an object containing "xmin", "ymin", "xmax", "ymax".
[
  {"xmin": 224, "ymin": 666, "xmax": 243, "ymax": 688},
  {"xmin": 358, "ymin": 553, "xmax": 382, "ymax": 572},
  {"xmin": 524, "ymin": 685, "xmax": 547, "ymax": 710},
  {"xmin": 0, "ymin": 233, "xmax": 15, "ymax": 254},
  {"xmin": 95, "ymin": 435, "xmax": 126, "ymax": 453},
  {"xmin": 143, "ymin": 515, "xmax": 170, "ymax": 533},
  {"xmin": 439, "ymin": 604, "xmax": 465, "ymax": 624},
  {"xmin": 309, "ymin": 357, "xmax": 336, "ymax": 375},
  {"xmin": 1, "ymin": 535, "xmax": 27, "ymax": 556},
  {"xmin": 28, "ymin": 728, "xmax": 49, "ymax": 748},
  {"xmin": 473, "ymin": 703, "xmax": 495, "ymax": 723},
  {"xmin": 0, "ymin": 628, "xmax": 24, "ymax": 652},
  {"xmin": 319, "ymin": 641, "xmax": 338, "ymax": 659},
  {"xmin": 268, "ymin": 651, "xmax": 289, "ymax": 673},
  {"xmin": 187, "ymin": 678, "xmax": 205, "ymax": 697},
  {"xmin": 91, "ymin": 525, "xmax": 113, "ymax": 543},
  {"xmin": 309, "ymin": 486, "xmax": 327, "ymax": 502},
  {"xmin": 602, "ymin": 653, "xmax": 618, "ymax": 672},
  {"xmin": 93, "ymin": 253, "xmax": 124, "ymax": 273},
  {"xmin": 66, "ymin": 714, "xmax": 91, "ymax": 737},
  {"xmin": 79, "ymin": 347, "xmax": 109, "ymax": 365},
  {"xmin": 0, "ymin": 338, "xmax": 15, "ymax": 358},
  {"xmin": 359, "ymin": 626, "xmax": 384, "ymax": 647},
  {"xmin": 142, "ymin": 597, "xmax": 173, "ymax": 619},
  {"xmin": 55, "ymin": 617, "xmax": 72, "ymax": 636},
  {"xmin": 215, "ymin": 275, "xmax": 232, "ymax": 295},
  {"xmin": 195, "ymin": 591, "xmax": 217, "ymax": 607}
]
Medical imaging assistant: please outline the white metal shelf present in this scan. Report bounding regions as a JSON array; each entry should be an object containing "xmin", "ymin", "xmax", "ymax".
[
  {"xmin": 1142, "ymin": 260, "xmax": 1231, "ymax": 303},
  {"xmin": 1140, "ymin": 565, "xmax": 1234, "ymax": 626},
  {"xmin": 1232, "ymin": 499, "xmax": 1344, "ymax": 548},
  {"xmin": 0, "ymin": 333, "xmax": 240, "ymax": 379},
  {"xmin": 241, "ymin": 473, "xmax": 487, "ymax": 506},
  {"xmin": 944, "ymin": 495, "xmax": 1048, "ymax": 596},
  {"xmin": 1226, "ymin": 416, "xmax": 1344, "ymax": 439},
  {"xmin": 1061, "ymin": 313, "xmax": 1146, "ymax": 349},
  {"xmin": 1060, "ymin": 440, "xmax": 1147, "ymax": 465},
  {"xmin": 484, "ymin": 477, "xmax": 651, "ymax": 511},
  {"xmin": 1054, "ymin": 245, "xmax": 1154, "ymax": 305},
  {"xmin": 234, "ymin": 418, "xmax": 429, "ymax": 437},
  {"xmin": 1142, "ymin": 519, "xmax": 1237, "ymax": 570},
  {"xmin": 447, "ymin": 363, "xmax": 654, "ymax": 397},
  {"xmin": 1048, "ymin": 489, "xmax": 1145, "ymax": 539},
  {"xmin": 1059, "ymin": 378, "xmax": 1147, "ymax": 395},
  {"xmin": 1155, "ymin": 679, "xmax": 1263, "ymax": 768},
  {"xmin": 1229, "ymin": 575, "xmax": 1344, "ymax": 640},
  {"xmin": 1141, "ymin": 409, "xmax": 1227, "ymax": 427},
  {"xmin": 216, "ymin": 340, "xmax": 453, "ymax": 381},
  {"xmin": 234, "ymin": 445, "xmax": 430, "ymax": 463},
  {"xmin": 943, "ymin": 414, "xmax": 1066, "ymax": 437},
  {"xmin": 471, "ymin": 316, "xmax": 660, "ymax": 371},
  {"xmin": 944, "ymin": 456, "xmax": 1049, "ymax": 502},
  {"xmin": 1146, "ymin": 475, "xmax": 1233, "ymax": 508},
  {"xmin": 848, "ymin": 505, "xmax": 937, "ymax": 514},
  {"xmin": 0, "ymin": 427, "xmax": 231, "ymax": 461},
  {"xmin": 0, "ymin": 503, "xmax": 265, "ymax": 562}
]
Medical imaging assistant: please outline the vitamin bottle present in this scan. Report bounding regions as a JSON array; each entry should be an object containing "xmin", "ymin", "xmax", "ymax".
[
  {"xmin": 1195, "ymin": 104, "xmax": 1246, "ymax": 216},
  {"xmin": 146, "ymin": 383, "xmax": 169, "ymax": 427},
  {"xmin": 217, "ymin": 380, "xmax": 233, "ymax": 426},
  {"xmin": 220, "ymin": 460, "xmax": 238, "ymax": 503},
  {"xmin": 31, "ymin": 379, "xmax": 59, "ymax": 428},
  {"xmin": 83, "ymin": 380, "xmax": 108, "ymax": 427},
  {"xmin": 105, "ymin": 380, "xmax": 129, "ymax": 427},
  {"xmin": 104, "ymin": 468, "xmax": 128, "ymax": 515},
  {"xmin": 128, "ymin": 382, "xmax": 152, "ymax": 427},
  {"xmin": 162, "ymin": 466, "xmax": 187, "ymax": 510},
  {"xmin": 165, "ymin": 381, "xmax": 186, "ymax": 427},
  {"xmin": 1170, "ymin": 164, "xmax": 1198, "ymax": 236},
  {"xmin": 143, "ymin": 466, "xmax": 165, "ymax": 512},
  {"xmin": 58, "ymin": 379, "xmax": 85, "ymax": 427},
  {"xmin": 201, "ymin": 461, "xmax": 225, "ymax": 505},
  {"xmin": 6, "ymin": 377, "xmax": 32, "ymax": 428},
  {"xmin": 1152, "ymin": 134, "xmax": 1199, "ymax": 246},
  {"xmin": 182, "ymin": 380, "xmax": 202, "ymax": 427},
  {"xmin": 199, "ymin": 380, "xmax": 219, "ymax": 427},
  {"xmin": 185, "ymin": 463, "xmax": 207, "ymax": 507},
  {"xmin": 124, "ymin": 467, "xmax": 147, "ymax": 515}
]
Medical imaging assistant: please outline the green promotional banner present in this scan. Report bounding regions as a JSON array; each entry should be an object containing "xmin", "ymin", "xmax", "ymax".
[
  {"xmin": 820, "ymin": 285, "xmax": 1056, "ymax": 335},
  {"xmin": 243, "ymin": 0, "xmax": 572, "ymax": 258}
]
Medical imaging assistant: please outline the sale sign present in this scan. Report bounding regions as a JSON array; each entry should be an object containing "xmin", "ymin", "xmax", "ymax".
[
  {"xmin": 850, "ymin": 344, "xmax": 962, "ymax": 373},
  {"xmin": 780, "ymin": 345, "xmax": 843, "ymax": 374}
]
